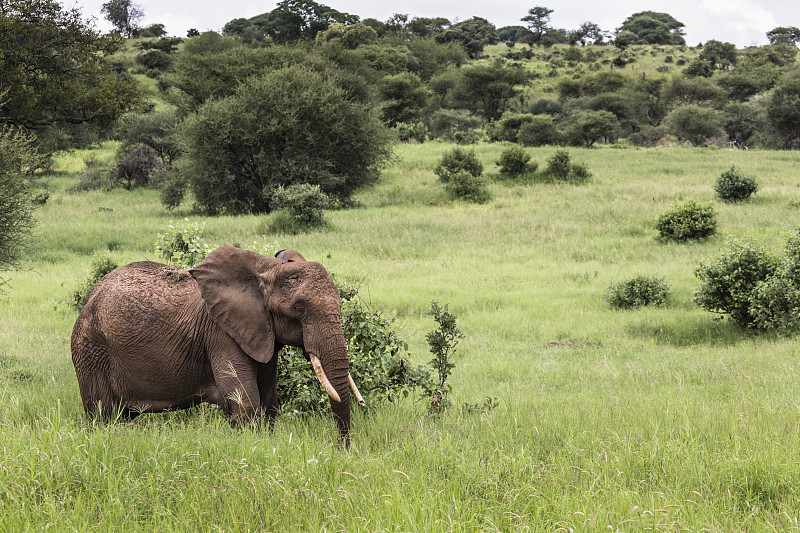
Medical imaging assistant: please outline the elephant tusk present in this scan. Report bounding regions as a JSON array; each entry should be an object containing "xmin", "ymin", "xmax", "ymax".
[
  {"xmin": 348, "ymin": 374, "xmax": 366, "ymax": 406},
  {"xmin": 309, "ymin": 354, "xmax": 341, "ymax": 403}
]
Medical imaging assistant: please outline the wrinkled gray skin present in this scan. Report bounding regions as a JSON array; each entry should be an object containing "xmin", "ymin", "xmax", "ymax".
[{"xmin": 70, "ymin": 245, "xmax": 351, "ymax": 445}]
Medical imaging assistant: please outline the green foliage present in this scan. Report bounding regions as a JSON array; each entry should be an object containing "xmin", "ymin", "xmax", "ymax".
[
  {"xmin": 444, "ymin": 171, "xmax": 492, "ymax": 204},
  {"xmin": 182, "ymin": 64, "xmax": 393, "ymax": 214},
  {"xmin": 616, "ymin": 11, "xmax": 686, "ymax": 45},
  {"xmin": 0, "ymin": 0, "xmax": 142, "ymax": 131},
  {"xmin": 715, "ymin": 166, "xmax": 759, "ymax": 202},
  {"xmin": 749, "ymin": 275, "xmax": 800, "ymax": 332},
  {"xmin": 101, "ymin": 0, "xmax": 143, "ymax": 37},
  {"xmin": 665, "ymin": 105, "xmax": 724, "ymax": 146},
  {"xmin": 766, "ymin": 77, "xmax": 800, "ymax": 149},
  {"xmin": 393, "ymin": 122, "xmax": 428, "ymax": 143},
  {"xmin": 136, "ymin": 50, "xmax": 172, "ymax": 73},
  {"xmin": 497, "ymin": 146, "xmax": 535, "ymax": 178},
  {"xmin": 435, "ymin": 16, "xmax": 498, "ymax": 58},
  {"xmin": 271, "ymin": 183, "xmax": 332, "ymax": 230},
  {"xmin": 114, "ymin": 144, "xmax": 164, "ymax": 190},
  {"xmin": 425, "ymin": 301, "xmax": 463, "ymax": 415},
  {"xmin": 115, "ymin": 109, "xmax": 183, "ymax": 166},
  {"xmin": 426, "ymin": 109, "xmax": 482, "ymax": 142},
  {"xmin": 605, "ymin": 275, "xmax": 670, "ymax": 309},
  {"xmin": 278, "ymin": 278, "xmax": 435, "ymax": 414},
  {"xmin": 694, "ymin": 237, "xmax": 779, "ymax": 327},
  {"xmin": 0, "ymin": 127, "xmax": 40, "ymax": 276},
  {"xmin": 158, "ymin": 168, "xmax": 188, "ymax": 210},
  {"xmin": 153, "ymin": 220, "xmax": 210, "ymax": 268},
  {"xmin": 454, "ymin": 62, "xmax": 532, "ymax": 121},
  {"xmin": 544, "ymin": 150, "xmax": 591, "ymax": 183},
  {"xmin": 517, "ymin": 115, "xmax": 560, "ymax": 147},
  {"xmin": 562, "ymin": 109, "xmax": 619, "ymax": 147},
  {"xmin": 378, "ymin": 72, "xmax": 431, "ymax": 126},
  {"xmin": 68, "ymin": 253, "xmax": 119, "ymax": 310},
  {"xmin": 434, "ymin": 147, "xmax": 483, "ymax": 182},
  {"xmin": 656, "ymin": 200, "xmax": 717, "ymax": 242}
]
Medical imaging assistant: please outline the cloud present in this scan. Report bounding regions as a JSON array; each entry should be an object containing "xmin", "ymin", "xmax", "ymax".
[{"xmin": 698, "ymin": 0, "xmax": 779, "ymax": 44}]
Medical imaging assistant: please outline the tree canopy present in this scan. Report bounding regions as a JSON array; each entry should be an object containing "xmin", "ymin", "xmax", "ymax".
[{"xmin": 616, "ymin": 11, "xmax": 686, "ymax": 46}]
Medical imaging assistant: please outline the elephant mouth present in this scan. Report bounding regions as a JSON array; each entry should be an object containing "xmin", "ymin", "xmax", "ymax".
[{"xmin": 308, "ymin": 353, "xmax": 366, "ymax": 406}]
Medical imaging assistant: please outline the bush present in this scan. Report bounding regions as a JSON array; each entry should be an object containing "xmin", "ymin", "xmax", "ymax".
[
  {"xmin": 497, "ymin": 146, "xmax": 536, "ymax": 178},
  {"xmin": 154, "ymin": 220, "xmax": 210, "ymax": 268},
  {"xmin": 271, "ymin": 183, "xmax": 332, "ymax": 229},
  {"xmin": 714, "ymin": 166, "xmax": 759, "ymax": 202},
  {"xmin": 434, "ymin": 147, "xmax": 483, "ymax": 182},
  {"xmin": 656, "ymin": 201, "xmax": 717, "ymax": 242},
  {"xmin": 605, "ymin": 275, "xmax": 670, "ymax": 309},
  {"xmin": 426, "ymin": 109, "xmax": 482, "ymax": 141},
  {"xmin": 444, "ymin": 171, "xmax": 491, "ymax": 203},
  {"xmin": 750, "ymin": 276, "xmax": 800, "ymax": 331},
  {"xmin": 69, "ymin": 254, "xmax": 119, "ymax": 310},
  {"xmin": 182, "ymin": 64, "xmax": 393, "ymax": 214},
  {"xmin": 544, "ymin": 150, "xmax": 592, "ymax": 183},
  {"xmin": 114, "ymin": 144, "xmax": 164, "ymax": 190},
  {"xmin": 693, "ymin": 237, "xmax": 779, "ymax": 327},
  {"xmin": 393, "ymin": 122, "xmax": 428, "ymax": 143},
  {"xmin": 517, "ymin": 115, "xmax": 560, "ymax": 146},
  {"xmin": 665, "ymin": 105, "xmax": 724, "ymax": 146},
  {"xmin": 628, "ymin": 127, "xmax": 664, "ymax": 147},
  {"xmin": 158, "ymin": 169, "xmax": 188, "ymax": 210},
  {"xmin": 114, "ymin": 109, "xmax": 183, "ymax": 166}
]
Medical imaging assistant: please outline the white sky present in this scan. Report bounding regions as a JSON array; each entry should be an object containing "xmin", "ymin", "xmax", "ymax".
[{"xmin": 70, "ymin": 0, "xmax": 800, "ymax": 47}]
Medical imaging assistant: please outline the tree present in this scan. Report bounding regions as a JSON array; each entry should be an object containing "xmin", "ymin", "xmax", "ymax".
[
  {"xmin": 265, "ymin": 0, "xmax": 358, "ymax": 43},
  {"xmin": 436, "ymin": 17, "xmax": 498, "ymax": 58},
  {"xmin": 571, "ymin": 21, "xmax": 606, "ymax": 46},
  {"xmin": 766, "ymin": 77, "xmax": 800, "ymax": 148},
  {"xmin": 0, "ymin": 0, "xmax": 142, "ymax": 132},
  {"xmin": 182, "ymin": 65, "xmax": 393, "ymax": 214},
  {"xmin": 497, "ymin": 25, "xmax": 530, "ymax": 44},
  {"xmin": 699, "ymin": 40, "xmax": 738, "ymax": 71},
  {"xmin": 455, "ymin": 61, "xmax": 531, "ymax": 120},
  {"xmin": 722, "ymin": 102, "xmax": 763, "ymax": 147},
  {"xmin": 665, "ymin": 105, "xmax": 724, "ymax": 146},
  {"xmin": 0, "ymin": 126, "xmax": 41, "ymax": 283},
  {"xmin": 315, "ymin": 22, "xmax": 377, "ymax": 49},
  {"xmin": 378, "ymin": 72, "xmax": 431, "ymax": 126},
  {"xmin": 767, "ymin": 26, "xmax": 800, "ymax": 46},
  {"xmin": 406, "ymin": 17, "xmax": 450, "ymax": 38},
  {"xmin": 101, "ymin": 0, "xmax": 144, "ymax": 37},
  {"xmin": 139, "ymin": 23, "xmax": 166, "ymax": 38},
  {"xmin": 616, "ymin": 11, "xmax": 686, "ymax": 45},
  {"xmin": 521, "ymin": 6, "xmax": 553, "ymax": 44},
  {"xmin": 562, "ymin": 109, "xmax": 619, "ymax": 147}
]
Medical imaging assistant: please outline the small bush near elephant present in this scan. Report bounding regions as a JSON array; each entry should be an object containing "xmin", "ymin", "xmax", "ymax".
[
  {"xmin": 434, "ymin": 147, "xmax": 483, "ymax": 182},
  {"xmin": 656, "ymin": 201, "xmax": 717, "ymax": 242},
  {"xmin": 69, "ymin": 254, "xmax": 119, "ymax": 310},
  {"xmin": 497, "ymin": 146, "xmax": 536, "ymax": 179},
  {"xmin": 544, "ymin": 150, "xmax": 591, "ymax": 183},
  {"xmin": 714, "ymin": 166, "xmax": 759, "ymax": 202},
  {"xmin": 154, "ymin": 219, "xmax": 210, "ymax": 268},
  {"xmin": 693, "ymin": 237, "xmax": 779, "ymax": 327},
  {"xmin": 268, "ymin": 183, "xmax": 334, "ymax": 233},
  {"xmin": 605, "ymin": 275, "xmax": 670, "ymax": 309},
  {"xmin": 444, "ymin": 171, "xmax": 492, "ymax": 204}
]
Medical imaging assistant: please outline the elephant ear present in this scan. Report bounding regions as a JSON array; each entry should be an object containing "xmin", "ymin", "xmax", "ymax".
[
  {"xmin": 190, "ymin": 245, "xmax": 280, "ymax": 363},
  {"xmin": 275, "ymin": 249, "xmax": 306, "ymax": 263}
]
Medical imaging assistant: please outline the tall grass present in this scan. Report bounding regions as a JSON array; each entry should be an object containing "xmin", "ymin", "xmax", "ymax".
[{"xmin": 2, "ymin": 143, "xmax": 800, "ymax": 530}]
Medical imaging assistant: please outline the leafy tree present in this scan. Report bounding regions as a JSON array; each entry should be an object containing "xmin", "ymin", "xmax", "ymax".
[
  {"xmin": 406, "ymin": 17, "xmax": 450, "ymax": 38},
  {"xmin": 571, "ymin": 21, "xmax": 606, "ymax": 46},
  {"xmin": 665, "ymin": 105, "xmax": 724, "ymax": 146},
  {"xmin": 265, "ymin": 0, "xmax": 358, "ymax": 43},
  {"xmin": 436, "ymin": 16, "xmax": 498, "ymax": 58},
  {"xmin": 454, "ymin": 61, "xmax": 531, "ymax": 120},
  {"xmin": 721, "ymin": 102, "xmax": 763, "ymax": 147},
  {"xmin": 405, "ymin": 38, "xmax": 468, "ymax": 81},
  {"xmin": 767, "ymin": 26, "xmax": 800, "ymax": 46},
  {"xmin": 517, "ymin": 114, "xmax": 560, "ymax": 146},
  {"xmin": 562, "ymin": 109, "xmax": 619, "ymax": 147},
  {"xmin": 101, "ymin": 0, "xmax": 144, "ymax": 38},
  {"xmin": 497, "ymin": 25, "xmax": 530, "ymax": 44},
  {"xmin": 662, "ymin": 77, "xmax": 727, "ymax": 108},
  {"xmin": 315, "ymin": 22, "xmax": 377, "ymax": 49},
  {"xmin": 182, "ymin": 65, "xmax": 393, "ymax": 214},
  {"xmin": 0, "ymin": 126, "xmax": 40, "ymax": 282},
  {"xmin": 521, "ymin": 6, "xmax": 553, "ymax": 44},
  {"xmin": 114, "ymin": 109, "xmax": 183, "ymax": 165},
  {"xmin": 378, "ymin": 72, "xmax": 431, "ymax": 126},
  {"xmin": 698, "ymin": 40, "xmax": 738, "ymax": 71},
  {"xmin": 0, "ymin": 0, "xmax": 142, "ymax": 131},
  {"xmin": 766, "ymin": 77, "xmax": 800, "ymax": 148},
  {"xmin": 616, "ymin": 11, "xmax": 686, "ymax": 45},
  {"xmin": 139, "ymin": 23, "xmax": 166, "ymax": 38}
]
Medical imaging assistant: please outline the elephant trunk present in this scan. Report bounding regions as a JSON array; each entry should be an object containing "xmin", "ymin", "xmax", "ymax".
[{"xmin": 306, "ymin": 320, "xmax": 351, "ymax": 446}]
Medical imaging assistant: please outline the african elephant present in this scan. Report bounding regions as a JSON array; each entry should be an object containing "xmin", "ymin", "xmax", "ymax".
[{"xmin": 70, "ymin": 245, "xmax": 364, "ymax": 445}]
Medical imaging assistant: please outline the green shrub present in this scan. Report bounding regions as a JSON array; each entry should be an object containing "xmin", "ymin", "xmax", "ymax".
[
  {"xmin": 693, "ymin": 237, "xmax": 779, "ymax": 326},
  {"xmin": 69, "ymin": 254, "xmax": 119, "ymax": 310},
  {"xmin": 426, "ymin": 109, "xmax": 482, "ymax": 141},
  {"xmin": 605, "ymin": 275, "xmax": 670, "ymax": 309},
  {"xmin": 154, "ymin": 219, "xmax": 210, "ymax": 268},
  {"xmin": 750, "ymin": 276, "xmax": 800, "ymax": 332},
  {"xmin": 544, "ymin": 150, "xmax": 592, "ymax": 183},
  {"xmin": 271, "ymin": 183, "xmax": 332, "ymax": 230},
  {"xmin": 714, "ymin": 166, "xmax": 759, "ymax": 202},
  {"xmin": 434, "ymin": 147, "xmax": 483, "ymax": 182},
  {"xmin": 517, "ymin": 115, "xmax": 560, "ymax": 146},
  {"xmin": 444, "ymin": 171, "xmax": 491, "ymax": 204},
  {"xmin": 453, "ymin": 129, "xmax": 482, "ymax": 145},
  {"xmin": 158, "ymin": 169, "xmax": 188, "ymax": 210},
  {"xmin": 393, "ymin": 122, "xmax": 428, "ymax": 143},
  {"xmin": 656, "ymin": 201, "xmax": 717, "ymax": 242},
  {"xmin": 497, "ymin": 145, "xmax": 535, "ymax": 178},
  {"xmin": 425, "ymin": 301, "xmax": 463, "ymax": 415}
]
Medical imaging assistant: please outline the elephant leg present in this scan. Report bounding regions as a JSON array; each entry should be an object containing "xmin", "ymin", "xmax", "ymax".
[
  {"xmin": 257, "ymin": 354, "xmax": 279, "ymax": 429},
  {"xmin": 208, "ymin": 339, "xmax": 261, "ymax": 426}
]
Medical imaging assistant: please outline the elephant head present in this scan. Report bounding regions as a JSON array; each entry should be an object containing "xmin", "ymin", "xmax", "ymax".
[{"xmin": 189, "ymin": 245, "xmax": 363, "ymax": 444}]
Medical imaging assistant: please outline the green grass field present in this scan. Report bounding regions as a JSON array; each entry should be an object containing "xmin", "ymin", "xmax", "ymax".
[{"xmin": 2, "ymin": 142, "xmax": 800, "ymax": 531}]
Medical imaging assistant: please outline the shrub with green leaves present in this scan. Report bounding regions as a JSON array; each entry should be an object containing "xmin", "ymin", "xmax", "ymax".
[
  {"xmin": 154, "ymin": 219, "xmax": 210, "ymax": 268},
  {"xmin": 714, "ymin": 166, "xmax": 759, "ymax": 202},
  {"xmin": 545, "ymin": 150, "xmax": 591, "ymax": 183},
  {"xmin": 656, "ymin": 201, "xmax": 717, "ymax": 242},
  {"xmin": 444, "ymin": 171, "xmax": 491, "ymax": 204},
  {"xmin": 271, "ymin": 184, "xmax": 332, "ymax": 228},
  {"xmin": 425, "ymin": 301, "xmax": 463, "ymax": 415},
  {"xmin": 69, "ymin": 254, "xmax": 119, "ymax": 310},
  {"xmin": 497, "ymin": 145, "xmax": 536, "ymax": 178},
  {"xmin": 434, "ymin": 147, "xmax": 483, "ymax": 182},
  {"xmin": 605, "ymin": 275, "xmax": 670, "ymax": 309},
  {"xmin": 694, "ymin": 237, "xmax": 779, "ymax": 327},
  {"xmin": 158, "ymin": 169, "xmax": 188, "ymax": 210}
]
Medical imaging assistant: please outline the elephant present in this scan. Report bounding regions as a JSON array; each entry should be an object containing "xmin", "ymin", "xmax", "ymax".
[{"xmin": 70, "ymin": 245, "xmax": 364, "ymax": 445}]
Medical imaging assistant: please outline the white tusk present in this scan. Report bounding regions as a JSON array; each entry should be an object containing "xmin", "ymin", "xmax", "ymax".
[
  {"xmin": 348, "ymin": 374, "xmax": 366, "ymax": 406},
  {"xmin": 309, "ymin": 354, "xmax": 341, "ymax": 403}
]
